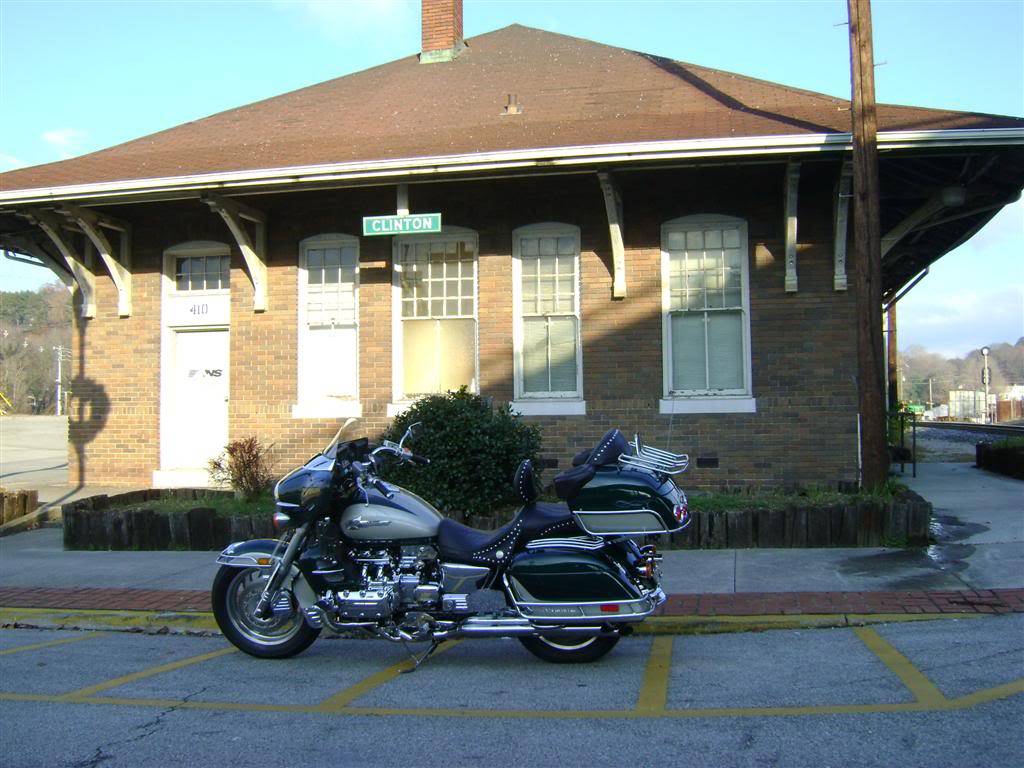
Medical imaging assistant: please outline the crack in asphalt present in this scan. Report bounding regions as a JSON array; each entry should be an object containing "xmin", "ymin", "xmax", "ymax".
[{"xmin": 66, "ymin": 686, "xmax": 209, "ymax": 768}]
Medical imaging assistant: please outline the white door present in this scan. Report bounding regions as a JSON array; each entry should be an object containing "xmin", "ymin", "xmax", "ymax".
[{"xmin": 167, "ymin": 329, "xmax": 229, "ymax": 470}]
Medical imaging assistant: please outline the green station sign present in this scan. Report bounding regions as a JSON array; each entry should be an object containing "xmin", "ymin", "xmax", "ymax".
[{"xmin": 362, "ymin": 213, "xmax": 442, "ymax": 236}]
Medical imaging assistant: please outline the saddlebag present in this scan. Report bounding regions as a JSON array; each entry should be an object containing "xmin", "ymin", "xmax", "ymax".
[{"xmin": 506, "ymin": 549, "xmax": 659, "ymax": 622}]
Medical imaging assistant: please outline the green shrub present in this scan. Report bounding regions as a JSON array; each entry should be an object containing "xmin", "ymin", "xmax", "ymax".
[{"xmin": 381, "ymin": 388, "xmax": 542, "ymax": 519}]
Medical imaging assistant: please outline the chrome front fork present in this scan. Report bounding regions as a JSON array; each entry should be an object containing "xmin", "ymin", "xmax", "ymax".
[{"xmin": 254, "ymin": 523, "xmax": 308, "ymax": 619}]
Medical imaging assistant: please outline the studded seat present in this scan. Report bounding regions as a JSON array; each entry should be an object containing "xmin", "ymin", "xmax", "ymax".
[{"xmin": 435, "ymin": 459, "xmax": 580, "ymax": 566}]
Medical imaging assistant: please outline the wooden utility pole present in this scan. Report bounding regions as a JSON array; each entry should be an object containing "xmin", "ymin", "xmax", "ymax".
[{"xmin": 848, "ymin": 0, "xmax": 888, "ymax": 488}]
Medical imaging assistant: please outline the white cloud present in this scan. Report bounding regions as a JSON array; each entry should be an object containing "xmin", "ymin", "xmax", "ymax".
[{"xmin": 41, "ymin": 128, "xmax": 86, "ymax": 159}]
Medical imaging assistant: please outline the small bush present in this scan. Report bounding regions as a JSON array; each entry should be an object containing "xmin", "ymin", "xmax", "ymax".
[
  {"xmin": 208, "ymin": 437, "xmax": 276, "ymax": 501},
  {"xmin": 381, "ymin": 388, "xmax": 542, "ymax": 520}
]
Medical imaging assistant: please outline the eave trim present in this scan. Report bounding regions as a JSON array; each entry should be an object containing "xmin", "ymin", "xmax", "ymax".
[{"xmin": 1, "ymin": 127, "xmax": 1021, "ymax": 205}]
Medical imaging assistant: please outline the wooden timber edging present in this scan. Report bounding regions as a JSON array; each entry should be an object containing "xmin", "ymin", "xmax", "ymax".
[
  {"xmin": 652, "ymin": 491, "xmax": 932, "ymax": 550},
  {"xmin": 0, "ymin": 489, "xmax": 40, "ymax": 527},
  {"xmin": 62, "ymin": 488, "xmax": 934, "ymax": 551},
  {"xmin": 61, "ymin": 489, "xmax": 276, "ymax": 552}
]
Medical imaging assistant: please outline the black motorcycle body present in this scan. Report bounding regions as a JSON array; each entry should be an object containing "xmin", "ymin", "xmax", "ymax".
[{"xmin": 212, "ymin": 425, "xmax": 689, "ymax": 664}]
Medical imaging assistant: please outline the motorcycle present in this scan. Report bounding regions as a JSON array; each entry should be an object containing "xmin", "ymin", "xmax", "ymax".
[{"xmin": 212, "ymin": 421, "xmax": 690, "ymax": 666}]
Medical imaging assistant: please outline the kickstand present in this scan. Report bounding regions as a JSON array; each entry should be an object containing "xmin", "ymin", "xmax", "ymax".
[{"xmin": 400, "ymin": 639, "xmax": 441, "ymax": 673}]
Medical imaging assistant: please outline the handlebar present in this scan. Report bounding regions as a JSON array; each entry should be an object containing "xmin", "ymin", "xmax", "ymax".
[{"xmin": 344, "ymin": 442, "xmax": 428, "ymax": 500}]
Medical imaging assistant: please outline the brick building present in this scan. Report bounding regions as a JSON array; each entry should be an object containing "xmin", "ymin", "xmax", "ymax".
[{"xmin": 2, "ymin": 2, "xmax": 1022, "ymax": 490}]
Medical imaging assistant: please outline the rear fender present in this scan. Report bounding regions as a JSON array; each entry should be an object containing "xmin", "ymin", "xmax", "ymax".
[{"xmin": 215, "ymin": 539, "xmax": 318, "ymax": 610}]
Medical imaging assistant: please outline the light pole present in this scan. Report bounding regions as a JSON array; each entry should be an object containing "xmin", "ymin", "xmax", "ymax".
[
  {"xmin": 53, "ymin": 345, "xmax": 71, "ymax": 416},
  {"xmin": 981, "ymin": 346, "xmax": 991, "ymax": 424}
]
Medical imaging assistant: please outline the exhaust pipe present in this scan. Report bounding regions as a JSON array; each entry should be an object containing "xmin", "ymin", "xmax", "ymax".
[{"xmin": 434, "ymin": 616, "xmax": 619, "ymax": 639}]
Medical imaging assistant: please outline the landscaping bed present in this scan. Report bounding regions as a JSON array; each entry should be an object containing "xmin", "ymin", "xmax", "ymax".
[
  {"xmin": 62, "ymin": 486, "xmax": 933, "ymax": 551},
  {"xmin": 656, "ymin": 488, "xmax": 932, "ymax": 549},
  {"xmin": 62, "ymin": 489, "xmax": 277, "ymax": 551},
  {"xmin": 976, "ymin": 438, "xmax": 1024, "ymax": 480}
]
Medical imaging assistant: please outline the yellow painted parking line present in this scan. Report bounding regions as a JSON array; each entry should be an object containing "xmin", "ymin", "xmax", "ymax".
[
  {"xmin": 951, "ymin": 678, "xmax": 1024, "ymax": 708},
  {"xmin": 314, "ymin": 640, "xmax": 461, "ymax": 711},
  {"xmin": 0, "ymin": 683, "xmax": 1020, "ymax": 719},
  {"xmin": 0, "ymin": 632, "xmax": 102, "ymax": 656},
  {"xmin": 854, "ymin": 626, "xmax": 947, "ymax": 705},
  {"xmin": 56, "ymin": 646, "xmax": 237, "ymax": 701},
  {"xmin": 636, "ymin": 636, "xmax": 673, "ymax": 712}
]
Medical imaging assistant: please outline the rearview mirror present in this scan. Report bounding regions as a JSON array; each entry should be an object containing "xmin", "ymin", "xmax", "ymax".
[{"xmin": 399, "ymin": 421, "xmax": 423, "ymax": 450}]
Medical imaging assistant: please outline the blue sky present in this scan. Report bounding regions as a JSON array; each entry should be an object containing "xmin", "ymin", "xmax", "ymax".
[{"xmin": 1, "ymin": 0, "xmax": 1021, "ymax": 357}]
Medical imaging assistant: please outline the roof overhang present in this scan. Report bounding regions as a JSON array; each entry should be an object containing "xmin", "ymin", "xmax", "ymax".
[{"xmin": 1, "ymin": 128, "xmax": 1022, "ymax": 206}]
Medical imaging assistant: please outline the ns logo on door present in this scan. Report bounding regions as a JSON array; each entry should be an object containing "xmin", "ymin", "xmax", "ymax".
[{"xmin": 188, "ymin": 369, "xmax": 224, "ymax": 378}]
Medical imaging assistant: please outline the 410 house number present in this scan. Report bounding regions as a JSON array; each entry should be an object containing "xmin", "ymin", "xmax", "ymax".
[{"xmin": 189, "ymin": 303, "xmax": 209, "ymax": 316}]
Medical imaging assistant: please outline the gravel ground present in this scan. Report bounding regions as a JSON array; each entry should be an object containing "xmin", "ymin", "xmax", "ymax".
[{"xmin": 911, "ymin": 426, "xmax": 1004, "ymax": 462}]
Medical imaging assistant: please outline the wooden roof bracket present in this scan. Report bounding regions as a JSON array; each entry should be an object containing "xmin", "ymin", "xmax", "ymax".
[
  {"xmin": 784, "ymin": 161, "xmax": 800, "ymax": 293},
  {"xmin": 203, "ymin": 193, "xmax": 267, "ymax": 312},
  {"xmin": 24, "ymin": 209, "xmax": 97, "ymax": 318},
  {"xmin": 833, "ymin": 161, "xmax": 853, "ymax": 291},
  {"xmin": 597, "ymin": 172, "xmax": 626, "ymax": 298},
  {"xmin": 0, "ymin": 233, "xmax": 75, "ymax": 292},
  {"xmin": 880, "ymin": 188, "xmax": 959, "ymax": 260},
  {"xmin": 58, "ymin": 204, "xmax": 132, "ymax": 317}
]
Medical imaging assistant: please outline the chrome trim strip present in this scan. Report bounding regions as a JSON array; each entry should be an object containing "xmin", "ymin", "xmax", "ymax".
[
  {"xmin": 525, "ymin": 536, "xmax": 606, "ymax": 551},
  {"xmin": 215, "ymin": 553, "xmax": 278, "ymax": 568}
]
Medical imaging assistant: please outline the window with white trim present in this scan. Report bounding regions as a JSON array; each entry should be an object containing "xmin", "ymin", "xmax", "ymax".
[
  {"xmin": 296, "ymin": 235, "xmax": 359, "ymax": 414},
  {"xmin": 662, "ymin": 215, "xmax": 751, "ymax": 397},
  {"xmin": 174, "ymin": 255, "xmax": 229, "ymax": 292},
  {"xmin": 513, "ymin": 224, "xmax": 582, "ymax": 401},
  {"xmin": 395, "ymin": 232, "xmax": 478, "ymax": 399}
]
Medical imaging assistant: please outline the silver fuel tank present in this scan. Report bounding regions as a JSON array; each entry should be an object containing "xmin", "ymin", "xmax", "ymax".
[{"xmin": 340, "ymin": 484, "xmax": 443, "ymax": 542}]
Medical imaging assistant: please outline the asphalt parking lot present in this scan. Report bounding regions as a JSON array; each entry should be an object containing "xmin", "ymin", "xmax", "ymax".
[{"xmin": 1, "ymin": 615, "xmax": 1021, "ymax": 767}]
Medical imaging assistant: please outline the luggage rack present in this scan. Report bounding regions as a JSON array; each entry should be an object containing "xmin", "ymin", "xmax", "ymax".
[{"xmin": 618, "ymin": 434, "xmax": 689, "ymax": 475}]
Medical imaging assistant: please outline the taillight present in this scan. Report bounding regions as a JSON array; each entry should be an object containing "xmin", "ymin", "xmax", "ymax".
[
  {"xmin": 673, "ymin": 502, "xmax": 688, "ymax": 524},
  {"xmin": 600, "ymin": 604, "xmax": 620, "ymax": 613}
]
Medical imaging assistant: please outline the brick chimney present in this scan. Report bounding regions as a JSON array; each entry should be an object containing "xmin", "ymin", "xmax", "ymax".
[{"xmin": 420, "ymin": 0, "xmax": 465, "ymax": 64}]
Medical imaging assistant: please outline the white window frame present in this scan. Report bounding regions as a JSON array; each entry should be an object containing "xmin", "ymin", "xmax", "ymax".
[
  {"xmin": 660, "ymin": 214, "xmax": 756, "ymax": 415},
  {"xmin": 166, "ymin": 242, "xmax": 231, "ymax": 297},
  {"xmin": 510, "ymin": 222, "xmax": 585, "ymax": 416},
  {"xmin": 292, "ymin": 233, "xmax": 361, "ymax": 419},
  {"xmin": 390, "ymin": 227, "xmax": 479, "ymax": 413}
]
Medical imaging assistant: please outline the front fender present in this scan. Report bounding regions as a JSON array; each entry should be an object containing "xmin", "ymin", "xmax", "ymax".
[
  {"xmin": 216, "ymin": 538, "xmax": 283, "ymax": 568},
  {"xmin": 215, "ymin": 538, "xmax": 318, "ymax": 610}
]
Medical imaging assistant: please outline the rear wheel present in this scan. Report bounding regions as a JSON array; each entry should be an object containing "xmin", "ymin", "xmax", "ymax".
[
  {"xmin": 212, "ymin": 565, "xmax": 320, "ymax": 658},
  {"xmin": 518, "ymin": 632, "xmax": 619, "ymax": 663}
]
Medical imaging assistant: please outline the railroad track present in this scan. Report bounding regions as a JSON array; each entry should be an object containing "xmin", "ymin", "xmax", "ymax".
[{"xmin": 918, "ymin": 421, "xmax": 1024, "ymax": 437}]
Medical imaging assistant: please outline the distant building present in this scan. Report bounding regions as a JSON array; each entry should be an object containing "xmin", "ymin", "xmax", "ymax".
[{"xmin": 948, "ymin": 390, "xmax": 996, "ymax": 422}]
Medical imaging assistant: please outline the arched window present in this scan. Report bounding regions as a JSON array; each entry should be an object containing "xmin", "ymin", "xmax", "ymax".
[
  {"xmin": 660, "ymin": 215, "xmax": 755, "ymax": 413},
  {"xmin": 511, "ymin": 223, "xmax": 584, "ymax": 414},
  {"xmin": 293, "ymin": 233, "xmax": 360, "ymax": 418},
  {"xmin": 392, "ymin": 227, "xmax": 478, "ymax": 405}
]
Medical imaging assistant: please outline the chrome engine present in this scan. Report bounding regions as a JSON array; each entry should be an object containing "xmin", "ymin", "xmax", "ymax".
[{"xmin": 307, "ymin": 544, "xmax": 443, "ymax": 630}]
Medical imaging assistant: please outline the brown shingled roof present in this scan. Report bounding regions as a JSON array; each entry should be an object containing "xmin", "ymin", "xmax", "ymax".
[{"xmin": 2, "ymin": 24, "xmax": 1021, "ymax": 193}]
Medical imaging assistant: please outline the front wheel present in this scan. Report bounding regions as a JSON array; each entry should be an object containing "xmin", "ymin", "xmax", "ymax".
[
  {"xmin": 212, "ymin": 565, "xmax": 320, "ymax": 658},
  {"xmin": 518, "ymin": 632, "xmax": 620, "ymax": 663}
]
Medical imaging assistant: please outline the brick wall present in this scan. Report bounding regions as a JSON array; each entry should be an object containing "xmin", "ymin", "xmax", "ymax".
[
  {"xmin": 71, "ymin": 162, "xmax": 860, "ymax": 491},
  {"xmin": 421, "ymin": 0, "xmax": 463, "ymax": 54}
]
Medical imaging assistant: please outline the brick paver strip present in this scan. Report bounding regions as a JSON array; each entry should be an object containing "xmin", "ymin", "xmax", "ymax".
[{"xmin": 0, "ymin": 587, "xmax": 1021, "ymax": 616}]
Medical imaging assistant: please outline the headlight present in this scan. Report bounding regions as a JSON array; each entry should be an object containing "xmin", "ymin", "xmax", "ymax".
[{"xmin": 272, "ymin": 511, "xmax": 292, "ymax": 530}]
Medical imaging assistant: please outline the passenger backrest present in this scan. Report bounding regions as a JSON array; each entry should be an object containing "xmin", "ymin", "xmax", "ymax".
[{"xmin": 514, "ymin": 459, "xmax": 539, "ymax": 504}]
